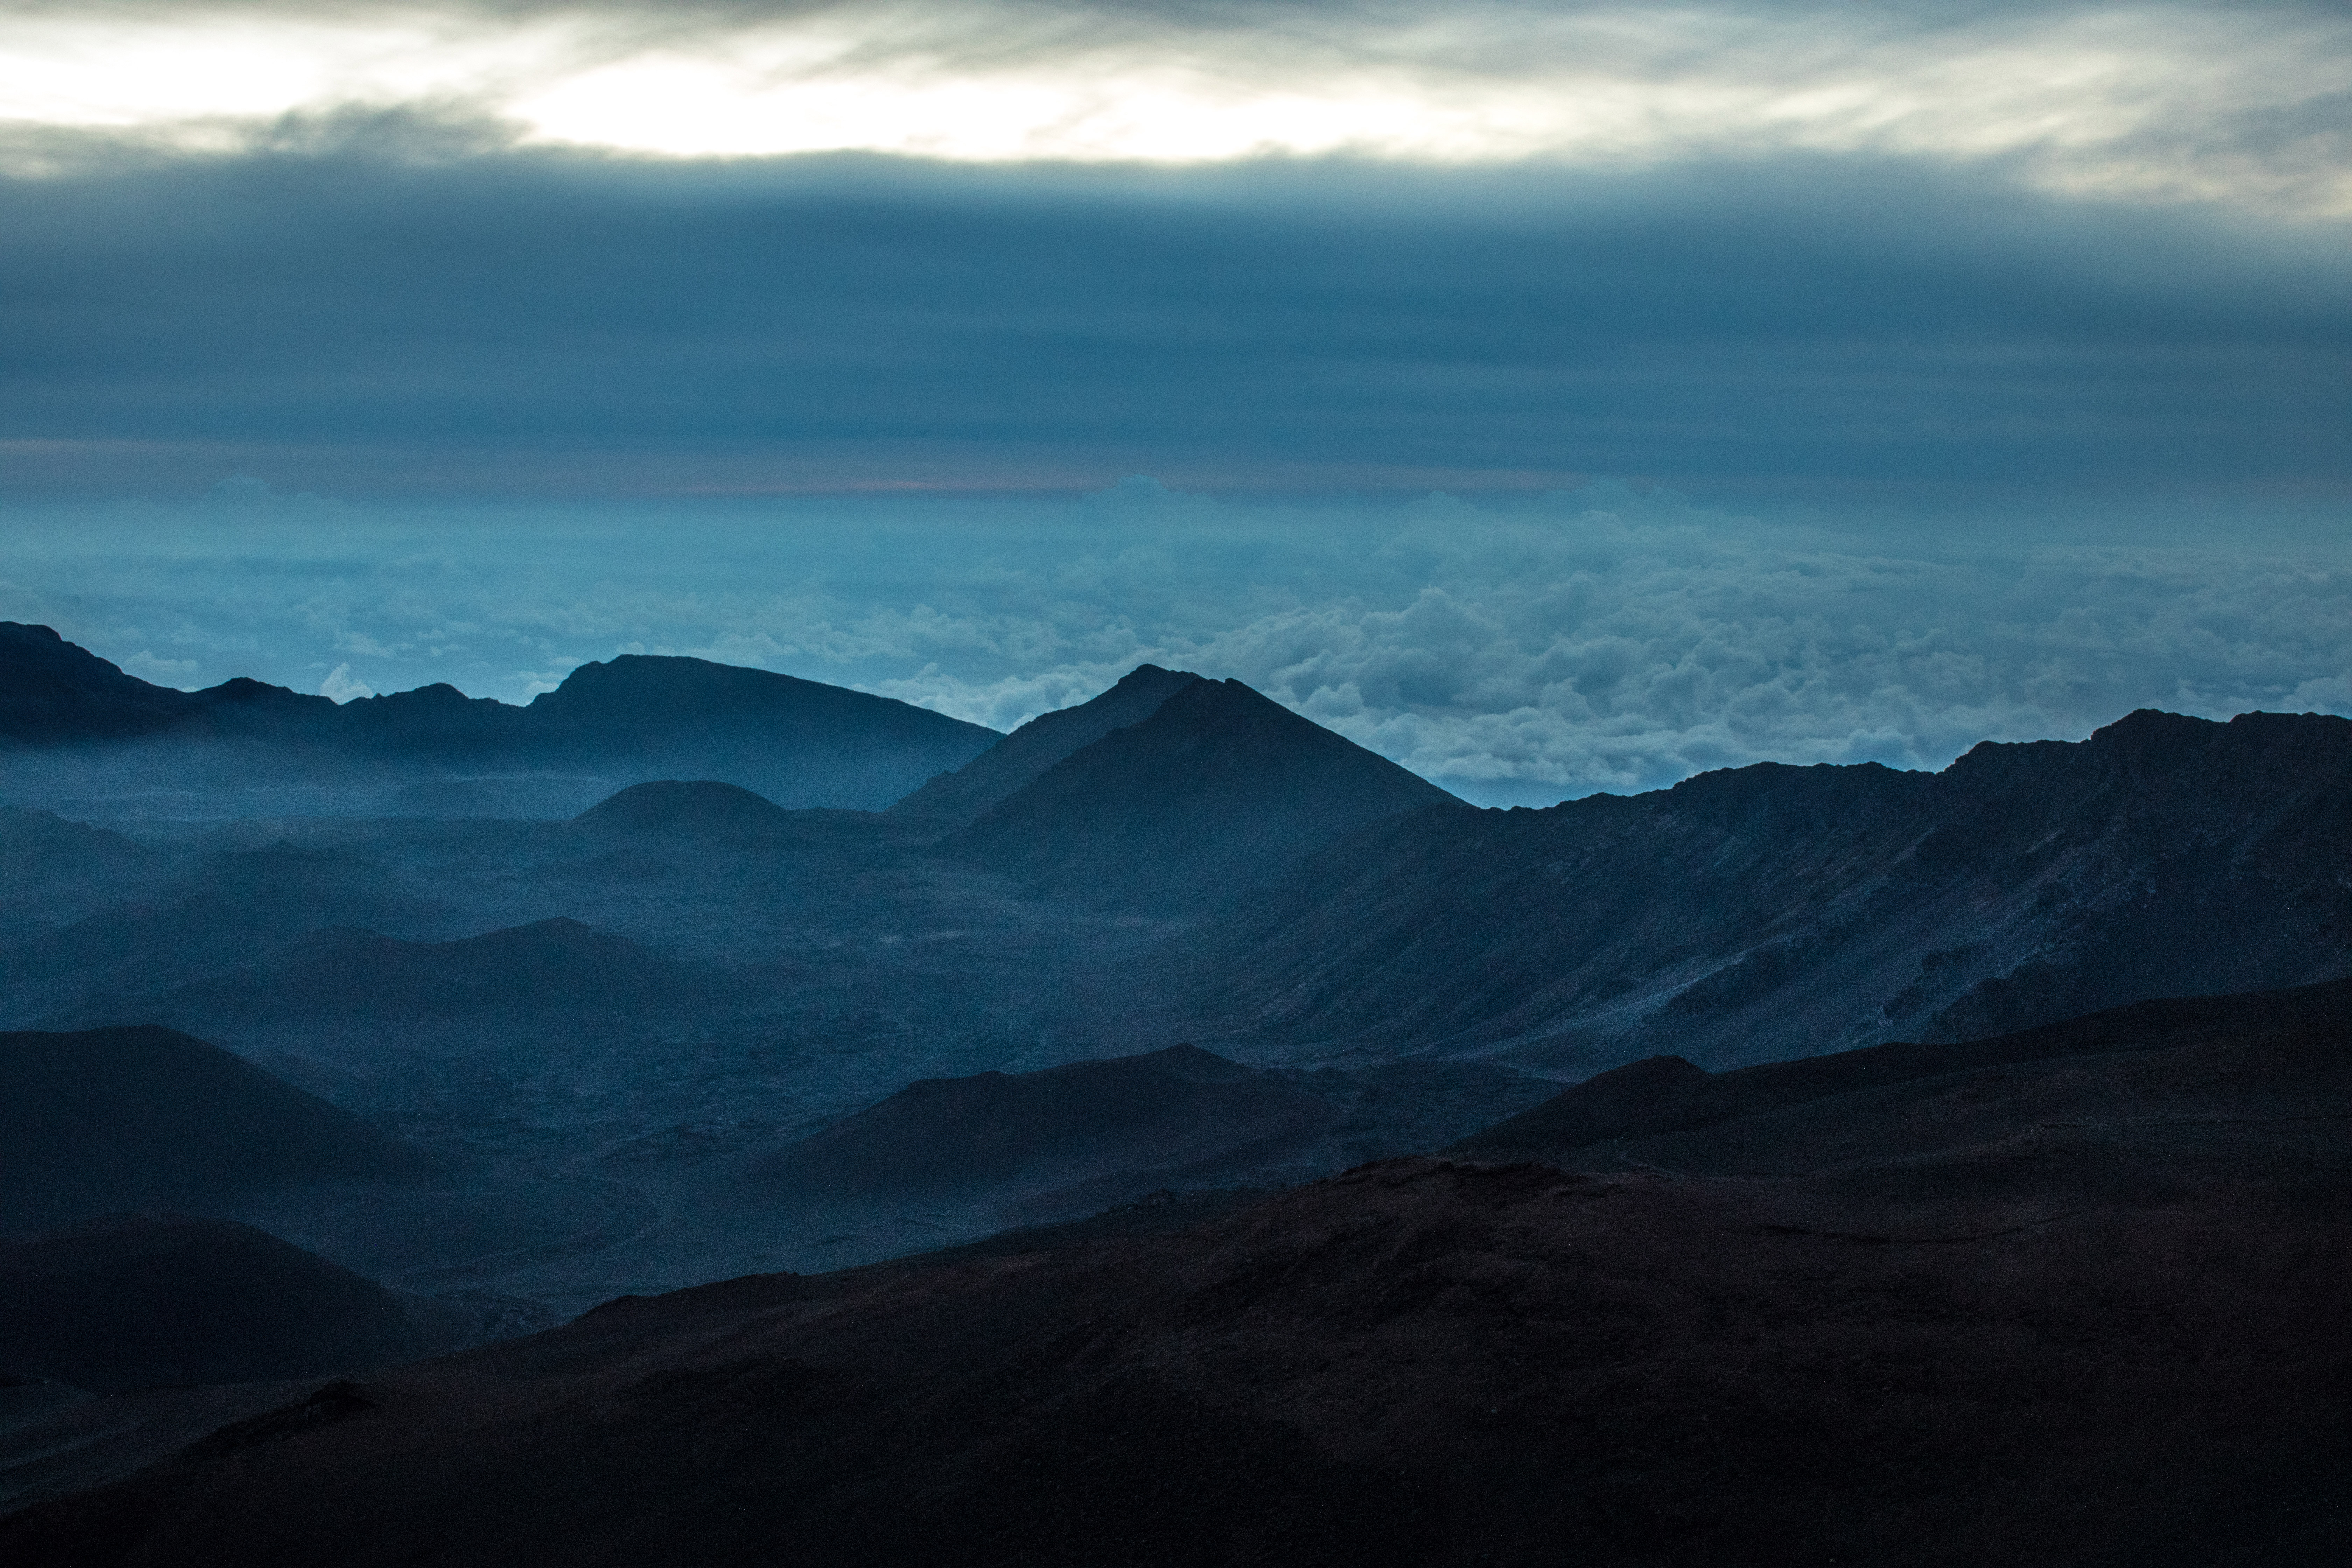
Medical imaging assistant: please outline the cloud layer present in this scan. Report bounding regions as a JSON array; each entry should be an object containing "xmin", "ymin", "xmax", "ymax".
[
  {"xmin": 5, "ymin": 3, "xmax": 2348, "ymax": 214},
  {"xmin": 7, "ymin": 482, "xmax": 2348, "ymax": 806},
  {"xmin": 5, "ymin": 146, "xmax": 2347, "ymax": 502}
]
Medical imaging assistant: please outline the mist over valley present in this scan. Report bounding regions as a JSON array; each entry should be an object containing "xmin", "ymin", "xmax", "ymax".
[{"xmin": 5, "ymin": 2, "xmax": 2350, "ymax": 1553}]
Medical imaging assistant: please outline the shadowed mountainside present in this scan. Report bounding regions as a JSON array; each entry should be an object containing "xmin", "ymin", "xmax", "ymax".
[
  {"xmin": 1186, "ymin": 708, "xmax": 2352, "ymax": 1073},
  {"xmin": 0, "ymin": 1026, "xmax": 447, "ymax": 1233},
  {"xmin": 740, "ymin": 1044, "xmax": 1344, "ymax": 1218},
  {"xmin": 136, "ymin": 918, "xmax": 747, "ymax": 1035},
  {"xmin": 940, "ymin": 676, "xmax": 1461, "ymax": 912},
  {"xmin": 0, "ymin": 624, "xmax": 1000, "ymax": 812},
  {"xmin": 0, "ymin": 807, "xmax": 159, "ymax": 889},
  {"xmin": 7, "ymin": 969, "xmax": 2345, "ymax": 1568},
  {"xmin": 0, "ymin": 845, "xmax": 454, "ymax": 1026},
  {"xmin": 0, "ymin": 1215, "xmax": 473, "ymax": 1394},
  {"xmin": 570, "ymin": 780, "xmax": 792, "ymax": 839},
  {"xmin": 1452, "ymin": 977, "xmax": 2352, "ymax": 1167},
  {"xmin": 887, "ymin": 663, "xmax": 1204, "ymax": 826},
  {"xmin": 0, "ymin": 624, "xmax": 201, "ymax": 745}
]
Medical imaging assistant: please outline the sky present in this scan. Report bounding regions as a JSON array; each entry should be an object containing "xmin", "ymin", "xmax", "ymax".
[{"xmin": 2, "ymin": 1, "xmax": 2347, "ymax": 805}]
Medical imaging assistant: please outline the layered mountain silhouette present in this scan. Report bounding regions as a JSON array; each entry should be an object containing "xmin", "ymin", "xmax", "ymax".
[
  {"xmin": 1194, "ymin": 708, "xmax": 2352, "ymax": 1071},
  {"xmin": 0, "ymin": 1026, "xmax": 446, "ymax": 1232},
  {"xmin": 0, "ymin": 807, "xmax": 158, "ymax": 889},
  {"xmin": 0, "ymin": 623, "xmax": 999, "ymax": 811},
  {"xmin": 12, "ymin": 981, "xmax": 2345, "ymax": 1568},
  {"xmin": 888, "ymin": 663, "xmax": 1204, "ymax": 826},
  {"xmin": 1452, "ymin": 976, "xmax": 2352, "ymax": 1171},
  {"xmin": 934, "ymin": 674, "xmax": 1460, "ymax": 912},
  {"xmin": 743, "ymin": 1044, "xmax": 1342, "ymax": 1218},
  {"xmin": 572, "ymin": 780, "xmax": 792, "ymax": 839},
  {"xmin": 142, "ymin": 918, "xmax": 744, "ymax": 1034},
  {"xmin": 0, "ymin": 1215, "xmax": 471, "ymax": 1393},
  {"xmin": 1, "ymin": 846, "xmax": 453, "ymax": 1023}
]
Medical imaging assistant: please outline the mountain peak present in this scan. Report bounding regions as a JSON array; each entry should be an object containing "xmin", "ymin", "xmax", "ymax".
[
  {"xmin": 941, "ymin": 672, "xmax": 1459, "ymax": 912},
  {"xmin": 887, "ymin": 662, "xmax": 1207, "ymax": 825}
]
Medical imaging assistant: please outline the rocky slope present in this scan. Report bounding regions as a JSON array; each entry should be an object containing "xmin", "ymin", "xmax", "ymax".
[
  {"xmin": 0, "ymin": 1215, "xmax": 473, "ymax": 1393},
  {"xmin": 0, "ymin": 1026, "xmax": 447, "ymax": 1232},
  {"xmin": 138, "ymin": 918, "xmax": 745, "ymax": 1035},
  {"xmin": 942, "ymin": 675, "xmax": 1461, "ymax": 912},
  {"xmin": 888, "ymin": 663, "xmax": 1204, "ymax": 825},
  {"xmin": 6, "ymin": 972, "xmax": 2345, "ymax": 1565},
  {"xmin": 1188, "ymin": 708, "xmax": 2352, "ymax": 1072},
  {"xmin": 740, "ymin": 1043, "xmax": 1344, "ymax": 1219}
]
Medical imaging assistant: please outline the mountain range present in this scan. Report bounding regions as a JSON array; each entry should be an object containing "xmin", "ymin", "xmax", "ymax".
[
  {"xmin": 1183, "ymin": 707, "xmax": 2352, "ymax": 1073},
  {"xmin": 2, "ymin": 626, "xmax": 2350, "ymax": 1561},
  {"xmin": 0, "ymin": 622, "xmax": 999, "ymax": 812}
]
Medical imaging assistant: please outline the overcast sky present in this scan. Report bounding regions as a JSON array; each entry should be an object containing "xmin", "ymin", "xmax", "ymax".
[{"xmin": 2, "ymin": 2, "xmax": 2346, "ymax": 802}]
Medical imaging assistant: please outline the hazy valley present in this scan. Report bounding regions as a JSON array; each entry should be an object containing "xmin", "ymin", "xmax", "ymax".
[{"xmin": 3, "ymin": 623, "xmax": 2347, "ymax": 1562}]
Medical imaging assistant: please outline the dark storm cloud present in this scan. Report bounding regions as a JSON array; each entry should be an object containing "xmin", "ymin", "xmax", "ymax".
[{"xmin": 1, "ymin": 135, "xmax": 2347, "ymax": 500}]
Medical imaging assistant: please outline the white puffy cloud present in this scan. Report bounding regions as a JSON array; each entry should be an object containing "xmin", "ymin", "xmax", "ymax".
[{"xmin": 318, "ymin": 662, "xmax": 376, "ymax": 701}]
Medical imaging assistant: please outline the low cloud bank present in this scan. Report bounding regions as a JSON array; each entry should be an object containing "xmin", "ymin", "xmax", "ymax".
[{"xmin": 5, "ymin": 482, "xmax": 2347, "ymax": 806}]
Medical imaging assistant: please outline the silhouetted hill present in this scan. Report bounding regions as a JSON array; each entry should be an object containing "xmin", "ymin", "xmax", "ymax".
[
  {"xmin": 0, "ymin": 624, "xmax": 198, "ymax": 745},
  {"xmin": 2, "ymin": 847, "xmax": 452, "ymax": 1020},
  {"xmin": 0, "ymin": 626, "xmax": 1000, "ymax": 811},
  {"xmin": 146, "ymin": 918, "xmax": 746, "ymax": 1031},
  {"xmin": 0, "ymin": 1215, "xmax": 471, "ymax": 1393},
  {"xmin": 1452, "ymin": 976, "xmax": 2352, "ymax": 1169},
  {"xmin": 888, "ymin": 664, "xmax": 1204, "ymax": 825},
  {"xmin": 1192, "ymin": 708, "xmax": 2352, "ymax": 1072},
  {"xmin": 0, "ymin": 1026, "xmax": 446, "ymax": 1232},
  {"xmin": 942, "ymin": 676, "xmax": 1460, "ymax": 912},
  {"xmin": 517, "ymin": 657, "xmax": 997, "ymax": 807},
  {"xmin": 0, "ymin": 808, "xmax": 159, "ymax": 887},
  {"xmin": 11, "ymin": 979, "xmax": 2345, "ymax": 1567},
  {"xmin": 744, "ymin": 1044, "xmax": 1341, "ymax": 1216},
  {"xmin": 380, "ymin": 779, "xmax": 501, "ymax": 817},
  {"xmin": 573, "ymin": 780, "xmax": 792, "ymax": 838}
]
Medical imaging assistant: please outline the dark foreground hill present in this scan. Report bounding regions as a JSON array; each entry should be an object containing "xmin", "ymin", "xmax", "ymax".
[
  {"xmin": 1191, "ymin": 708, "xmax": 2352, "ymax": 1072},
  {"xmin": 141, "ymin": 918, "xmax": 746, "ymax": 1034},
  {"xmin": 1453, "ymin": 976, "xmax": 2352, "ymax": 1168},
  {"xmin": 0, "ymin": 624, "xmax": 1000, "ymax": 811},
  {"xmin": 8, "ymin": 976, "xmax": 2345, "ymax": 1567},
  {"xmin": 941, "ymin": 675, "xmax": 1459, "ymax": 912},
  {"xmin": 0, "ymin": 1216, "xmax": 472, "ymax": 1394},
  {"xmin": 0, "ymin": 1027, "xmax": 445, "ymax": 1232},
  {"xmin": 742, "ymin": 1044, "xmax": 1343, "ymax": 1217}
]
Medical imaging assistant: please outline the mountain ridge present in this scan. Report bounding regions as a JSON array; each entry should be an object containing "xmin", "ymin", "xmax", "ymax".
[
  {"xmin": 941, "ymin": 675, "xmax": 1462, "ymax": 912},
  {"xmin": 1183, "ymin": 706, "xmax": 2352, "ymax": 1072},
  {"xmin": 0, "ymin": 624, "xmax": 1000, "ymax": 812}
]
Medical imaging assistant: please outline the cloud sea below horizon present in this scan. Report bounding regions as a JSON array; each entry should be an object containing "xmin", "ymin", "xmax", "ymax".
[{"xmin": 6, "ymin": 477, "xmax": 2348, "ymax": 808}]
